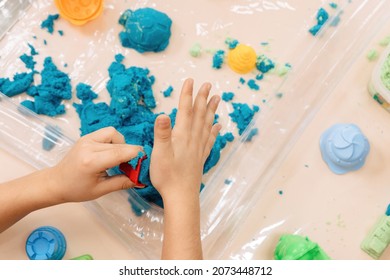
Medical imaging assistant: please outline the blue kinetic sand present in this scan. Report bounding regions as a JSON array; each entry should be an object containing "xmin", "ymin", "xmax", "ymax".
[
  {"xmin": 21, "ymin": 56, "xmax": 72, "ymax": 116},
  {"xmin": 25, "ymin": 226, "xmax": 67, "ymax": 260},
  {"xmin": 74, "ymin": 56, "xmax": 234, "ymax": 215},
  {"xmin": 162, "ymin": 85, "xmax": 173, "ymax": 97},
  {"xmin": 212, "ymin": 50, "xmax": 225, "ymax": 69},
  {"xmin": 222, "ymin": 92, "xmax": 234, "ymax": 102},
  {"xmin": 229, "ymin": 103, "xmax": 260, "ymax": 135},
  {"xmin": 309, "ymin": 8, "xmax": 329, "ymax": 36},
  {"xmin": 118, "ymin": 7, "xmax": 172, "ymax": 53},
  {"xmin": 0, "ymin": 72, "xmax": 35, "ymax": 97},
  {"xmin": 319, "ymin": 123, "xmax": 370, "ymax": 174},
  {"xmin": 40, "ymin": 14, "xmax": 59, "ymax": 34}
]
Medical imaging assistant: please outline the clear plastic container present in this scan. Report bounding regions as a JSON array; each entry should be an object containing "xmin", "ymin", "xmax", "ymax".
[{"xmin": 368, "ymin": 44, "xmax": 390, "ymax": 112}]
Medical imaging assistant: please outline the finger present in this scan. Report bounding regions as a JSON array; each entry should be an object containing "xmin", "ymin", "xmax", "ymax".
[
  {"xmin": 153, "ymin": 114, "xmax": 173, "ymax": 151},
  {"xmin": 203, "ymin": 123, "xmax": 222, "ymax": 162},
  {"xmin": 192, "ymin": 82, "xmax": 212, "ymax": 139},
  {"xmin": 86, "ymin": 126, "xmax": 126, "ymax": 144},
  {"xmin": 201, "ymin": 94, "xmax": 220, "ymax": 147},
  {"xmin": 88, "ymin": 143, "xmax": 142, "ymax": 153},
  {"xmin": 96, "ymin": 175, "xmax": 136, "ymax": 195},
  {"xmin": 174, "ymin": 78, "xmax": 194, "ymax": 132},
  {"xmin": 95, "ymin": 144, "xmax": 143, "ymax": 170}
]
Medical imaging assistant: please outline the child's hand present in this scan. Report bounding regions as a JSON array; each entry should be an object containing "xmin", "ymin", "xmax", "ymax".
[
  {"xmin": 150, "ymin": 78, "xmax": 221, "ymax": 203},
  {"xmin": 50, "ymin": 127, "xmax": 142, "ymax": 203}
]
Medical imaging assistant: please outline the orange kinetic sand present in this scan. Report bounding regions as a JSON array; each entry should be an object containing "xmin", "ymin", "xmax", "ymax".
[{"xmin": 54, "ymin": 0, "xmax": 104, "ymax": 25}]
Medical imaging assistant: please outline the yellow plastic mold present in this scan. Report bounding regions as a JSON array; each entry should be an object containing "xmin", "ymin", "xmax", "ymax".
[{"xmin": 227, "ymin": 44, "xmax": 257, "ymax": 74}]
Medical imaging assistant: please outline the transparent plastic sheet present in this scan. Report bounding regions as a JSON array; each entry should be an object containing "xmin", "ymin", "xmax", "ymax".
[
  {"xmin": 0, "ymin": 0, "xmax": 30, "ymax": 40},
  {"xmin": 0, "ymin": 0, "xmax": 387, "ymax": 259},
  {"xmin": 0, "ymin": 92, "xmax": 74, "ymax": 169},
  {"xmin": 205, "ymin": 1, "xmax": 390, "ymax": 259}
]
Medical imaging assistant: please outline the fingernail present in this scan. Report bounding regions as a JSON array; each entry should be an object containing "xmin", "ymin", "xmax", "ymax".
[
  {"xmin": 157, "ymin": 116, "xmax": 170, "ymax": 128},
  {"xmin": 214, "ymin": 95, "xmax": 220, "ymax": 104}
]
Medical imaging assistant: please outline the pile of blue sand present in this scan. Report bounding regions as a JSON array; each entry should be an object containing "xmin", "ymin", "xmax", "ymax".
[
  {"xmin": 119, "ymin": 8, "xmax": 172, "ymax": 53},
  {"xmin": 73, "ymin": 54, "xmax": 234, "ymax": 215},
  {"xmin": 22, "ymin": 57, "xmax": 72, "ymax": 116},
  {"xmin": 0, "ymin": 44, "xmax": 38, "ymax": 97},
  {"xmin": 0, "ymin": 44, "xmax": 72, "ymax": 117},
  {"xmin": 229, "ymin": 103, "xmax": 260, "ymax": 138}
]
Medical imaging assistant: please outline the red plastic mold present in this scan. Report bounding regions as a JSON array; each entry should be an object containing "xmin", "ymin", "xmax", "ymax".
[{"xmin": 119, "ymin": 156, "xmax": 147, "ymax": 187}]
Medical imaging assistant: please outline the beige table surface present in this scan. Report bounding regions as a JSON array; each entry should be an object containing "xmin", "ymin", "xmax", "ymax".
[{"xmin": 1, "ymin": 0, "xmax": 390, "ymax": 260}]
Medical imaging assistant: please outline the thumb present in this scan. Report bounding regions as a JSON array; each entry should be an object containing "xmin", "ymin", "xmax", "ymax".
[{"xmin": 154, "ymin": 114, "xmax": 172, "ymax": 150}]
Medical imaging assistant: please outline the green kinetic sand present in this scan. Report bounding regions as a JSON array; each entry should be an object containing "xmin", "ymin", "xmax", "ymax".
[{"xmin": 274, "ymin": 234, "xmax": 331, "ymax": 260}]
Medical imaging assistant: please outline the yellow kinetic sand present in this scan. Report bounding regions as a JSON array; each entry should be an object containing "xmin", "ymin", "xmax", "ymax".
[
  {"xmin": 54, "ymin": 0, "xmax": 104, "ymax": 26},
  {"xmin": 227, "ymin": 44, "xmax": 257, "ymax": 74}
]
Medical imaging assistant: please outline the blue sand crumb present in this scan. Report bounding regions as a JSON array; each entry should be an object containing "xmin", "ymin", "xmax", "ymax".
[
  {"xmin": 329, "ymin": 2, "xmax": 338, "ymax": 9},
  {"xmin": 58, "ymin": 30, "xmax": 64, "ymax": 36},
  {"xmin": 224, "ymin": 179, "xmax": 232, "ymax": 185},
  {"xmin": 247, "ymin": 79, "xmax": 260, "ymax": 91},
  {"xmin": 28, "ymin": 44, "xmax": 38, "ymax": 56},
  {"xmin": 329, "ymin": 11, "xmax": 342, "ymax": 27},
  {"xmin": 41, "ymin": 14, "xmax": 59, "ymax": 34},
  {"xmin": 115, "ymin": 54, "xmax": 125, "ymax": 63},
  {"xmin": 24, "ymin": 57, "xmax": 72, "ymax": 116},
  {"xmin": 229, "ymin": 103, "xmax": 260, "ymax": 135},
  {"xmin": 245, "ymin": 128, "xmax": 258, "ymax": 142},
  {"xmin": 74, "ymin": 56, "xmax": 233, "ymax": 215},
  {"xmin": 64, "ymin": 63, "xmax": 68, "ymax": 68},
  {"xmin": 385, "ymin": 204, "xmax": 390, "ymax": 216},
  {"xmin": 119, "ymin": 7, "xmax": 172, "ymax": 53},
  {"xmin": 276, "ymin": 92, "xmax": 284, "ymax": 98},
  {"xmin": 42, "ymin": 125, "xmax": 61, "ymax": 151},
  {"xmin": 256, "ymin": 55, "xmax": 275, "ymax": 73},
  {"xmin": 278, "ymin": 190, "xmax": 283, "ymax": 195},
  {"xmin": 309, "ymin": 8, "xmax": 329, "ymax": 36},
  {"xmin": 162, "ymin": 85, "xmax": 173, "ymax": 97},
  {"xmin": 261, "ymin": 42, "xmax": 269, "ymax": 46},
  {"xmin": 0, "ymin": 72, "xmax": 35, "ymax": 97},
  {"xmin": 204, "ymin": 132, "xmax": 234, "ymax": 173},
  {"xmin": 256, "ymin": 73, "xmax": 264, "ymax": 80},
  {"xmin": 212, "ymin": 50, "xmax": 225, "ymax": 69},
  {"xmin": 43, "ymin": 40, "xmax": 47, "ymax": 45},
  {"xmin": 225, "ymin": 38, "xmax": 239, "ymax": 49},
  {"xmin": 239, "ymin": 77, "xmax": 245, "ymax": 84},
  {"xmin": 20, "ymin": 54, "xmax": 36, "ymax": 70},
  {"xmin": 222, "ymin": 92, "xmax": 235, "ymax": 102}
]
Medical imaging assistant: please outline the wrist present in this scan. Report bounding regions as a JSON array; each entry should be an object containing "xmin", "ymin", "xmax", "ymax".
[
  {"xmin": 161, "ymin": 186, "xmax": 200, "ymax": 207},
  {"xmin": 35, "ymin": 167, "xmax": 66, "ymax": 205}
]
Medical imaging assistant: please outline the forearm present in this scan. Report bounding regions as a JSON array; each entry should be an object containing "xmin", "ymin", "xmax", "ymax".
[
  {"xmin": 161, "ymin": 192, "xmax": 203, "ymax": 260},
  {"xmin": 0, "ymin": 168, "xmax": 61, "ymax": 233}
]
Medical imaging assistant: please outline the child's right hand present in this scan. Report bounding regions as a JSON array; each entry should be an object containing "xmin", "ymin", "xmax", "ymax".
[{"xmin": 150, "ymin": 78, "xmax": 221, "ymax": 203}]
